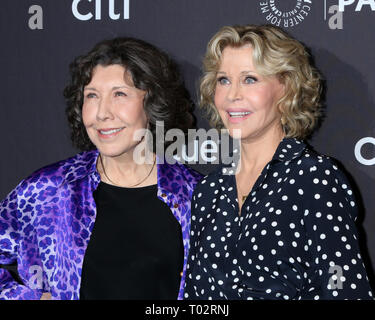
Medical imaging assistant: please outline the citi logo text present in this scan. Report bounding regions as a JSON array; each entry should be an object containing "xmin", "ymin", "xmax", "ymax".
[{"xmin": 72, "ymin": 0, "xmax": 130, "ymax": 21}]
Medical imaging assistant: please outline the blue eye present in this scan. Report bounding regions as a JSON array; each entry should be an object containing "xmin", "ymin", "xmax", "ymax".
[
  {"xmin": 85, "ymin": 93, "xmax": 97, "ymax": 99},
  {"xmin": 114, "ymin": 91, "xmax": 126, "ymax": 97},
  {"xmin": 244, "ymin": 76, "xmax": 257, "ymax": 84},
  {"xmin": 217, "ymin": 77, "xmax": 230, "ymax": 85}
]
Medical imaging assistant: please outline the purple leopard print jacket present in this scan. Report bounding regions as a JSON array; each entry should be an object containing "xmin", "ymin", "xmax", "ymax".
[{"xmin": 0, "ymin": 150, "xmax": 202, "ymax": 300}]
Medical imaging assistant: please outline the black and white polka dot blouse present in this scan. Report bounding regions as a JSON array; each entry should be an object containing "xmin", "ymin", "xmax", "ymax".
[{"xmin": 184, "ymin": 138, "xmax": 373, "ymax": 300}]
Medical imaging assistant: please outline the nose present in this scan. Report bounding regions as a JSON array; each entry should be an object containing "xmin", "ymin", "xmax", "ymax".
[
  {"xmin": 96, "ymin": 95, "xmax": 114, "ymax": 121},
  {"xmin": 227, "ymin": 81, "xmax": 242, "ymax": 102}
]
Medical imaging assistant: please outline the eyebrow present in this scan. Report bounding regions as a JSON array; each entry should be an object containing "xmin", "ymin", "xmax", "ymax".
[
  {"xmin": 112, "ymin": 86, "xmax": 128, "ymax": 90},
  {"xmin": 217, "ymin": 70, "xmax": 256, "ymax": 75},
  {"xmin": 241, "ymin": 71, "xmax": 256, "ymax": 75},
  {"xmin": 83, "ymin": 87, "xmax": 98, "ymax": 91},
  {"xmin": 83, "ymin": 86, "xmax": 128, "ymax": 91}
]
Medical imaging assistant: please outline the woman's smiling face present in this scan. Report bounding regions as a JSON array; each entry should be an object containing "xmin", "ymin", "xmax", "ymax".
[
  {"xmin": 214, "ymin": 45, "xmax": 285, "ymax": 142},
  {"xmin": 82, "ymin": 64, "xmax": 147, "ymax": 158}
]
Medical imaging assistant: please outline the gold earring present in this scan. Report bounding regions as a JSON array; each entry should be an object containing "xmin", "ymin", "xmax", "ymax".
[
  {"xmin": 280, "ymin": 116, "xmax": 288, "ymax": 135},
  {"xmin": 280, "ymin": 115, "xmax": 286, "ymax": 126}
]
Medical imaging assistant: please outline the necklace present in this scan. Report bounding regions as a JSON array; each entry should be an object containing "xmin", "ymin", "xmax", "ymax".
[
  {"xmin": 99, "ymin": 154, "xmax": 156, "ymax": 188},
  {"xmin": 237, "ymin": 182, "xmax": 249, "ymax": 203}
]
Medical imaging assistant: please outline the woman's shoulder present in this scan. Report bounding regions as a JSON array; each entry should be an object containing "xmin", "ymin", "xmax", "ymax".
[
  {"xmin": 292, "ymin": 146, "xmax": 342, "ymax": 174},
  {"xmin": 189, "ymin": 164, "xmax": 227, "ymax": 194},
  {"xmin": 287, "ymin": 146, "xmax": 354, "ymax": 194},
  {"xmin": 20, "ymin": 150, "xmax": 98, "ymax": 189}
]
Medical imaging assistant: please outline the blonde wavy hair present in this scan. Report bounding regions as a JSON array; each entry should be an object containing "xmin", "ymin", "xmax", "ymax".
[{"xmin": 200, "ymin": 24, "xmax": 322, "ymax": 139}]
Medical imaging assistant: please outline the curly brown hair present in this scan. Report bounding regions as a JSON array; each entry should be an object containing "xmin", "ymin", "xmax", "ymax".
[
  {"xmin": 64, "ymin": 37, "xmax": 195, "ymax": 151},
  {"xmin": 200, "ymin": 24, "xmax": 322, "ymax": 139}
]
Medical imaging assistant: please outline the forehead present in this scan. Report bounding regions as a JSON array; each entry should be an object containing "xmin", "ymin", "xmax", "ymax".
[
  {"xmin": 89, "ymin": 64, "xmax": 133, "ymax": 85},
  {"xmin": 219, "ymin": 45, "xmax": 255, "ymax": 70}
]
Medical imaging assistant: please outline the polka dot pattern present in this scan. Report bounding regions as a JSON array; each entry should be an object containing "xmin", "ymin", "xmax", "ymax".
[{"xmin": 184, "ymin": 138, "xmax": 373, "ymax": 300}]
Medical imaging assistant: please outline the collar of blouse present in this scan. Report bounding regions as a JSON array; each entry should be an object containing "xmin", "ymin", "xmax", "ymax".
[
  {"xmin": 80, "ymin": 150, "xmax": 194, "ymax": 211},
  {"xmin": 219, "ymin": 137, "xmax": 307, "ymax": 194}
]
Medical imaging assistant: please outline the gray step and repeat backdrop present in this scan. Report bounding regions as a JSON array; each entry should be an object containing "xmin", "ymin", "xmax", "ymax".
[{"xmin": 1, "ymin": 0, "xmax": 375, "ymax": 289}]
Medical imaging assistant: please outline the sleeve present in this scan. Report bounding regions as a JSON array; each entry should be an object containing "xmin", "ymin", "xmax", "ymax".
[
  {"xmin": 0, "ymin": 184, "xmax": 43, "ymax": 300},
  {"xmin": 300, "ymin": 158, "xmax": 374, "ymax": 300},
  {"xmin": 183, "ymin": 187, "xmax": 200, "ymax": 300}
]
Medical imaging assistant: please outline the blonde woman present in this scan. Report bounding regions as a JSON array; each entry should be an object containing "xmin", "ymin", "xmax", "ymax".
[{"xmin": 184, "ymin": 24, "xmax": 373, "ymax": 300}]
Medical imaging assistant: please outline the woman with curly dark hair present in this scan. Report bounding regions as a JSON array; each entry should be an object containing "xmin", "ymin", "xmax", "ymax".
[{"xmin": 0, "ymin": 37, "xmax": 202, "ymax": 300}]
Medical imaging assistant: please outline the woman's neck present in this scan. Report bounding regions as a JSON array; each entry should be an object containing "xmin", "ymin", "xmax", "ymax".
[
  {"xmin": 235, "ymin": 127, "xmax": 284, "ymax": 213},
  {"xmin": 98, "ymin": 150, "xmax": 157, "ymax": 187},
  {"xmin": 239, "ymin": 127, "xmax": 284, "ymax": 175}
]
